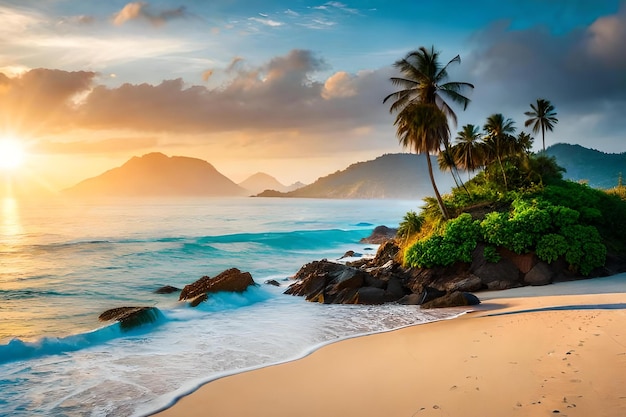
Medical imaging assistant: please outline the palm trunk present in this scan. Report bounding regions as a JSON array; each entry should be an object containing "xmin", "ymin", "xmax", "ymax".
[
  {"xmin": 426, "ymin": 153, "xmax": 449, "ymax": 220},
  {"xmin": 497, "ymin": 153, "xmax": 508, "ymax": 190},
  {"xmin": 542, "ymin": 125, "xmax": 546, "ymax": 153}
]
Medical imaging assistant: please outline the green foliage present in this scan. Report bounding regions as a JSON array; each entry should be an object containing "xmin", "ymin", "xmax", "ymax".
[
  {"xmin": 560, "ymin": 225, "xmax": 606, "ymax": 275},
  {"xmin": 404, "ymin": 213, "xmax": 479, "ymax": 268},
  {"xmin": 397, "ymin": 210, "xmax": 424, "ymax": 240},
  {"xmin": 483, "ymin": 246, "xmax": 501, "ymax": 263},
  {"xmin": 536, "ymin": 234, "xmax": 568, "ymax": 263}
]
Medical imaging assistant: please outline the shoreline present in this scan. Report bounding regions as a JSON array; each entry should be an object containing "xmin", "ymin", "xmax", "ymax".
[{"xmin": 149, "ymin": 274, "xmax": 626, "ymax": 417}]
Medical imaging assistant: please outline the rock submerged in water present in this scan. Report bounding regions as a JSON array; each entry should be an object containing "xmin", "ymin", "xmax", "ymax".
[
  {"xmin": 154, "ymin": 285, "xmax": 180, "ymax": 294},
  {"xmin": 359, "ymin": 225, "xmax": 398, "ymax": 244},
  {"xmin": 98, "ymin": 306, "xmax": 161, "ymax": 331},
  {"xmin": 179, "ymin": 268, "xmax": 256, "ymax": 306}
]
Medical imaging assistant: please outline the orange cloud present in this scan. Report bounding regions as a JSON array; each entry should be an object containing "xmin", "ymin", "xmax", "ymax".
[{"xmin": 113, "ymin": 2, "xmax": 187, "ymax": 27}]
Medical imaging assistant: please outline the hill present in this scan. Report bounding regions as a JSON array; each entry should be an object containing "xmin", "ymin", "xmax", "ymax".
[
  {"xmin": 546, "ymin": 143, "xmax": 626, "ymax": 189},
  {"xmin": 238, "ymin": 172, "xmax": 303, "ymax": 195},
  {"xmin": 64, "ymin": 152, "xmax": 247, "ymax": 197},
  {"xmin": 257, "ymin": 153, "xmax": 456, "ymax": 199}
]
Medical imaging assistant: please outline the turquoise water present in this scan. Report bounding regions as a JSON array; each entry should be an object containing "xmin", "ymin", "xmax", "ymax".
[{"xmin": 0, "ymin": 197, "xmax": 459, "ymax": 416}]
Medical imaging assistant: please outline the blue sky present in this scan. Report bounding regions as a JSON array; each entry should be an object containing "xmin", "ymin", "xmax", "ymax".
[{"xmin": 0, "ymin": 0, "xmax": 624, "ymax": 187}]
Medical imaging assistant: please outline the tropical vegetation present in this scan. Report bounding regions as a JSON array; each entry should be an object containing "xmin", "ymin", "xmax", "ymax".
[{"xmin": 390, "ymin": 46, "xmax": 626, "ymax": 278}]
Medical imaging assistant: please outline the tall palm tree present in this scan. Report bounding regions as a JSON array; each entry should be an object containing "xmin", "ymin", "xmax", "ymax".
[
  {"xmin": 453, "ymin": 124, "xmax": 484, "ymax": 179},
  {"xmin": 515, "ymin": 132, "xmax": 534, "ymax": 156},
  {"xmin": 384, "ymin": 46, "xmax": 473, "ymax": 218},
  {"xmin": 383, "ymin": 46, "xmax": 474, "ymax": 126},
  {"xmin": 524, "ymin": 98, "xmax": 558, "ymax": 152},
  {"xmin": 395, "ymin": 103, "xmax": 450, "ymax": 219},
  {"xmin": 484, "ymin": 114, "xmax": 516, "ymax": 189}
]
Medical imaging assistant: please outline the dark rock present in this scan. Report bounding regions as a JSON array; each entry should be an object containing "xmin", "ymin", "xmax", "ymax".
[
  {"xmin": 462, "ymin": 293, "xmax": 481, "ymax": 305},
  {"xmin": 472, "ymin": 257, "xmax": 521, "ymax": 289},
  {"xmin": 179, "ymin": 268, "xmax": 255, "ymax": 301},
  {"xmin": 500, "ymin": 248, "xmax": 538, "ymax": 274},
  {"xmin": 486, "ymin": 280, "xmax": 516, "ymax": 290},
  {"xmin": 363, "ymin": 274, "xmax": 386, "ymax": 289},
  {"xmin": 524, "ymin": 262, "xmax": 554, "ymax": 286},
  {"xmin": 421, "ymin": 291, "xmax": 480, "ymax": 309},
  {"xmin": 398, "ymin": 294, "xmax": 422, "ymax": 305},
  {"xmin": 441, "ymin": 274, "xmax": 483, "ymax": 293},
  {"xmin": 359, "ymin": 225, "xmax": 398, "ymax": 244},
  {"xmin": 339, "ymin": 250, "xmax": 362, "ymax": 259},
  {"xmin": 416, "ymin": 286, "xmax": 447, "ymax": 305},
  {"xmin": 264, "ymin": 279, "xmax": 281, "ymax": 286},
  {"xmin": 384, "ymin": 277, "xmax": 407, "ymax": 302},
  {"xmin": 98, "ymin": 306, "xmax": 161, "ymax": 331},
  {"xmin": 154, "ymin": 285, "xmax": 180, "ymax": 294},
  {"xmin": 356, "ymin": 287, "xmax": 386, "ymax": 304}
]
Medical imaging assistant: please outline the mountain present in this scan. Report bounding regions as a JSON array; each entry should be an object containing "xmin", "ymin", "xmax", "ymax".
[
  {"xmin": 546, "ymin": 143, "xmax": 626, "ymax": 189},
  {"xmin": 64, "ymin": 152, "xmax": 247, "ymax": 197},
  {"xmin": 256, "ymin": 153, "xmax": 456, "ymax": 199},
  {"xmin": 238, "ymin": 172, "xmax": 299, "ymax": 195}
]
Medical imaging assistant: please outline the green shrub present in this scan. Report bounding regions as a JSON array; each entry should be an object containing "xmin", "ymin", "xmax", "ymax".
[
  {"xmin": 398, "ymin": 210, "xmax": 424, "ymax": 240},
  {"xmin": 483, "ymin": 246, "xmax": 501, "ymax": 263},
  {"xmin": 561, "ymin": 224, "xmax": 606, "ymax": 275},
  {"xmin": 536, "ymin": 233, "xmax": 568, "ymax": 263}
]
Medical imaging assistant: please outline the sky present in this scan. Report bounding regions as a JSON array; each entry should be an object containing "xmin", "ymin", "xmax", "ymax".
[{"xmin": 1, "ymin": 0, "xmax": 625, "ymax": 191}]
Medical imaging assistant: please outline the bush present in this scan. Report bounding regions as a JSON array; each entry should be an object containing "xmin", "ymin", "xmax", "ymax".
[
  {"xmin": 536, "ymin": 233, "xmax": 568, "ymax": 263},
  {"xmin": 483, "ymin": 246, "xmax": 501, "ymax": 263}
]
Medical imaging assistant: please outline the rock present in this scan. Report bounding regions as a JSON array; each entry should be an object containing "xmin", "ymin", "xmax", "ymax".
[
  {"xmin": 416, "ymin": 286, "xmax": 447, "ymax": 305},
  {"xmin": 442, "ymin": 274, "xmax": 483, "ymax": 293},
  {"xmin": 154, "ymin": 285, "xmax": 180, "ymax": 294},
  {"xmin": 264, "ymin": 279, "xmax": 281, "ymax": 286},
  {"xmin": 500, "ymin": 249, "xmax": 538, "ymax": 274},
  {"xmin": 397, "ymin": 294, "xmax": 422, "ymax": 305},
  {"xmin": 472, "ymin": 257, "xmax": 521, "ymax": 289},
  {"xmin": 524, "ymin": 261, "xmax": 554, "ymax": 286},
  {"xmin": 356, "ymin": 287, "xmax": 386, "ymax": 304},
  {"xmin": 359, "ymin": 225, "xmax": 398, "ymax": 244},
  {"xmin": 421, "ymin": 291, "xmax": 480, "ymax": 309},
  {"xmin": 370, "ymin": 240, "xmax": 401, "ymax": 266},
  {"xmin": 339, "ymin": 250, "xmax": 362, "ymax": 259},
  {"xmin": 384, "ymin": 277, "xmax": 407, "ymax": 302},
  {"xmin": 98, "ymin": 306, "xmax": 161, "ymax": 331},
  {"xmin": 179, "ymin": 268, "xmax": 256, "ymax": 301}
]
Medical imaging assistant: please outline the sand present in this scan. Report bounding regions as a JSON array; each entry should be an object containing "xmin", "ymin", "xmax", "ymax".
[{"xmin": 151, "ymin": 277, "xmax": 626, "ymax": 417}]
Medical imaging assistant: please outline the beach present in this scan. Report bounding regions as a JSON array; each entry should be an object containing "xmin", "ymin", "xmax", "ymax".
[{"xmin": 153, "ymin": 275, "xmax": 626, "ymax": 417}]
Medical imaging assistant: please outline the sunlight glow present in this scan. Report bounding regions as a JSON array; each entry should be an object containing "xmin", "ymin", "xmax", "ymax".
[{"xmin": 0, "ymin": 138, "xmax": 25, "ymax": 170}]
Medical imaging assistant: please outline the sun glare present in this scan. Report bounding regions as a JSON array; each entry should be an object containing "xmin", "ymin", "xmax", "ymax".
[{"xmin": 0, "ymin": 138, "xmax": 25, "ymax": 170}]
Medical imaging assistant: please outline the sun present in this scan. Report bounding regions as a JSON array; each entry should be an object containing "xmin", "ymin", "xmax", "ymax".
[{"xmin": 0, "ymin": 138, "xmax": 25, "ymax": 170}]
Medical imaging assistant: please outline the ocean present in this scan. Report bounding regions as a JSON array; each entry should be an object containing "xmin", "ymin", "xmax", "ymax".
[{"xmin": 0, "ymin": 197, "xmax": 463, "ymax": 416}]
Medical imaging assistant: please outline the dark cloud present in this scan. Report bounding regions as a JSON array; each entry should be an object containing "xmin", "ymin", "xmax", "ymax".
[{"xmin": 454, "ymin": 5, "xmax": 626, "ymax": 151}]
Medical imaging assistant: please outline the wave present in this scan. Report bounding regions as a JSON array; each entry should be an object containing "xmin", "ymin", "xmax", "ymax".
[{"xmin": 0, "ymin": 287, "xmax": 272, "ymax": 365}]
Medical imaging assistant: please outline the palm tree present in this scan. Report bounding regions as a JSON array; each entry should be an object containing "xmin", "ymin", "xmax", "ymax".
[
  {"xmin": 383, "ymin": 45, "xmax": 474, "ymax": 126},
  {"xmin": 515, "ymin": 132, "xmax": 534, "ymax": 156},
  {"xmin": 395, "ymin": 103, "xmax": 451, "ymax": 219},
  {"xmin": 384, "ymin": 46, "xmax": 473, "ymax": 219},
  {"xmin": 524, "ymin": 98, "xmax": 558, "ymax": 152},
  {"xmin": 453, "ymin": 124, "xmax": 484, "ymax": 179},
  {"xmin": 483, "ymin": 114, "xmax": 516, "ymax": 189}
]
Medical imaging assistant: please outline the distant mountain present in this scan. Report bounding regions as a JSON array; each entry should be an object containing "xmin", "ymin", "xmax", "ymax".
[
  {"xmin": 238, "ymin": 172, "xmax": 304, "ymax": 195},
  {"xmin": 64, "ymin": 152, "xmax": 247, "ymax": 197},
  {"xmin": 546, "ymin": 143, "xmax": 626, "ymax": 189},
  {"xmin": 256, "ymin": 153, "xmax": 456, "ymax": 199}
]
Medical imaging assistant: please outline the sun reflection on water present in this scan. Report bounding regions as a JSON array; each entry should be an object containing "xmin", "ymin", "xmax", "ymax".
[{"xmin": 1, "ymin": 195, "xmax": 23, "ymax": 245}]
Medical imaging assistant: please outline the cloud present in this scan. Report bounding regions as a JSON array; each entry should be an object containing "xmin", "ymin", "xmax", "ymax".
[
  {"xmin": 201, "ymin": 69, "xmax": 213, "ymax": 82},
  {"xmin": 322, "ymin": 71, "xmax": 357, "ymax": 99},
  {"xmin": 248, "ymin": 17, "xmax": 283, "ymax": 27},
  {"xmin": 33, "ymin": 137, "xmax": 159, "ymax": 154},
  {"xmin": 113, "ymin": 2, "xmax": 187, "ymax": 27},
  {"xmin": 455, "ymin": 5, "xmax": 626, "ymax": 151}
]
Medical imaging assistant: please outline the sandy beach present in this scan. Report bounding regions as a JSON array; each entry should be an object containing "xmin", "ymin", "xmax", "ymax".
[{"xmin": 152, "ymin": 275, "xmax": 626, "ymax": 417}]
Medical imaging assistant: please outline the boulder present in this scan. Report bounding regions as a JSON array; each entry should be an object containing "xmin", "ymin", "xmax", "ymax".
[
  {"xmin": 384, "ymin": 277, "xmax": 407, "ymax": 302},
  {"xmin": 179, "ymin": 268, "xmax": 255, "ymax": 301},
  {"xmin": 421, "ymin": 291, "xmax": 480, "ymax": 309},
  {"xmin": 98, "ymin": 306, "xmax": 161, "ymax": 331},
  {"xmin": 356, "ymin": 287, "xmax": 386, "ymax": 304},
  {"xmin": 441, "ymin": 274, "xmax": 483, "ymax": 293},
  {"xmin": 154, "ymin": 285, "xmax": 180, "ymax": 294},
  {"xmin": 499, "ymin": 248, "xmax": 538, "ymax": 274},
  {"xmin": 370, "ymin": 240, "xmax": 401, "ymax": 266},
  {"xmin": 339, "ymin": 250, "xmax": 362, "ymax": 259},
  {"xmin": 397, "ymin": 294, "xmax": 422, "ymax": 305},
  {"xmin": 523, "ymin": 261, "xmax": 554, "ymax": 286},
  {"xmin": 359, "ymin": 226, "xmax": 398, "ymax": 244},
  {"xmin": 472, "ymin": 257, "xmax": 521, "ymax": 289},
  {"xmin": 416, "ymin": 286, "xmax": 447, "ymax": 305},
  {"xmin": 264, "ymin": 279, "xmax": 281, "ymax": 287}
]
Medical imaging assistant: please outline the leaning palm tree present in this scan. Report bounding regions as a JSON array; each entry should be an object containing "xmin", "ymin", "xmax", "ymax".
[
  {"xmin": 384, "ymin": 46, "xmax": 473, "ymax": 218},
  {"xmin": 524, "ymin": 98, "xmax": 558, "ymax": 152},
  {"xmin": 453, "ymin": 124, "xmax": 484, "ymax": 180},
  {"xmin": 483, "ymin": 114, "xmax": 516, "ymax": 189},
  {"xmin": 395, "ymin": 103, "xmax": 451, "ymax": 219}
]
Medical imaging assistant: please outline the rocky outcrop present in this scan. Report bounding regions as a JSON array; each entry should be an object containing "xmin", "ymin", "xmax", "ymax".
[
  {"xmin": 98, "ymin": 306, "xmax": 161, "ymax": 331},
  {"xmin": 523, "ymin": 262, "xmax": 553, "ymax": 286},
  {"xmin": 421, "ymin": 291, "xmax": 480, "ymax": 308},
  {"xmin": 179, "ymin": 268, "xmax": 256, "ymax": 306},
  {"xmin": 359, "ymin": 226, "xmax": 398, "ymax": 244},
  {"xmin": 154, "ymin": 285, "xmax": 180, "ymax": 294}
]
